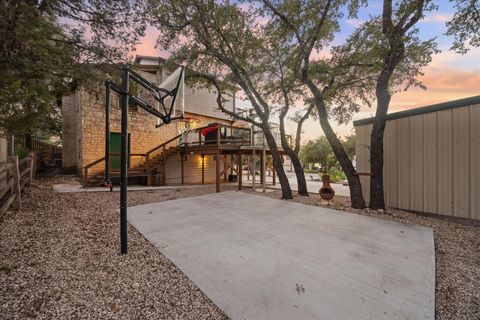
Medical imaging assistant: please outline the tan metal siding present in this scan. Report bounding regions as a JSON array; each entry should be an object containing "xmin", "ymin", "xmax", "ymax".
[
  {"xmin": 355, "ymin": 102, "xmax": 480, "ymax": 220},
  {"xmin": 384, "ymin": 120, "xmax": 398, "ymax": 207},
  {"xmin": 453, "ymin": 107, "xmax": 470, "ymax": 218},
  {"xmin": 422, "ymin": 112, "xmax": 438, "ymax": 213},
  {"xmin": 409, "ymin": 115, "xmax": 424, "ymax": 212},
  {"xmin": 397, "ymin": 117, "xmax": 410, "ymax": 209},
  {"xmin": 437, "ymin": 110, "xmax": 454, "ymax": 215},
  {"xmin": 355, "ymin": 124, "xmax": 372, "ymax": 204},
  {"xmin": 470, "ymin": 105, "xmax": 480, "ymax": 220}
]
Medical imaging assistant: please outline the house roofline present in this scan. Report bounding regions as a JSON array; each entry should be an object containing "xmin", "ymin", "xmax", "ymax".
[
  {"xmin": 134, "ymin": 55, "xmax": 168, "ymax": 63},
  {"xmin": 353, "ymin": 95, "xmax": 480, "ymax": 127}
]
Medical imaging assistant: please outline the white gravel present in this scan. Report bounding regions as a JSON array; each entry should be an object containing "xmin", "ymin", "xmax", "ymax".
[{"xmin": 0, "ymin": 176, "xmax": 230, "ymax": 319}]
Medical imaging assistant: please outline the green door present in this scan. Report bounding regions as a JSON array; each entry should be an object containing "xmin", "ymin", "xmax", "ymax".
[{"xmin": 110, "ymin": 132, "xmax": 130, "ymax": 169}]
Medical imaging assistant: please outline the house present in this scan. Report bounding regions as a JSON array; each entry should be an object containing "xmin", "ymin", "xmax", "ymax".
[
  {"xmin": 61, "ymin": 56, "xmax": 286, "ymax": 189},
  {"xmin": 354, "ymin": 95, "xmax": 480, "ymax": 221}
]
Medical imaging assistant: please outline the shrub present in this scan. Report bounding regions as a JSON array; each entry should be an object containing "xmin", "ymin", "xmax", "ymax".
[{"xmin": 14, "ymin": 146, "xmax": 29, "ymax": 159}]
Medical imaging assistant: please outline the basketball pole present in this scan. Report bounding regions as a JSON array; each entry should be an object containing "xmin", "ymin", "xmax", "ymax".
[
  {"xmin": 120, "ymin": 65, "xmax": 129, "ymax": 255},
  {"xmin": 103, "ymin": 65, "xmax": 183, "ymax": 255}
]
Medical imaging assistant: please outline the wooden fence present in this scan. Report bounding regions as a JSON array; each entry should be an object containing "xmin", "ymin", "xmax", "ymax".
[
  {"xmin": 11, "ymin": 135, "xmax": 61, "ymax": 167},
  {"xmin": 0, "ymin": 152, "xmax": 36, "ymax": 216}
]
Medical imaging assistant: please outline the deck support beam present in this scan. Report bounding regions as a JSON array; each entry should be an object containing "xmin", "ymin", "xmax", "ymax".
[
  {"xmin": 273, "ymin": 157, "xmax": 276, "ymax": 186},
  {"xmin": 216, "ymin": 149, "xmax": 221, "ymax": 193},
  {"xmin": 180, "ymin": 152, "xmax": 184, "ymax": 185},
  {"xmin": 238, "ymin": 151, "xmax": 242, "ymax": 190},
  {"xmin": 201, "ymin": 155, "xmax": 205, "ymax": 184},
  {"xmin": 261, "ymin": 147, "xmax": 266, "ymax": 192},
  {"xmin": 252, "ymin": 149, "xmax": 256, "ymax": 191}
]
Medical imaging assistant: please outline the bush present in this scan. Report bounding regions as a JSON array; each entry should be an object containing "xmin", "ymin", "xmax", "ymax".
[
  {"xmin": 304, "ymin": 168, "xmax": 319, "ymax": 174},
  {"xmin": 14, "ymin": 146, "xmax": 29, "ymax": 159},
  {"xmin": 327, "ymin": 168, "xmax": 346, "ymax": 183}
]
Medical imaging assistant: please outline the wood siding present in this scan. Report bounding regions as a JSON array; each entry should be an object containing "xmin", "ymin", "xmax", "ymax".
[{"xmin": 355, "ymin": 102, "xmax": 480, "ymax": 220}]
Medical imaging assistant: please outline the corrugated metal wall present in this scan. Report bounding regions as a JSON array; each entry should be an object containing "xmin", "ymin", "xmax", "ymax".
[{"xmin": 355, "ymin": 102, "xmax": 480, "ymax": 220}]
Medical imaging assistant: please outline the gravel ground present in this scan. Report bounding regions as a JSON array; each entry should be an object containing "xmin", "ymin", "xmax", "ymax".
[
  {"xmin": 247, "ymin": 189, "xmax": 480, "ymax": 320},
  {"xmin": 0, "ymin": 176, "xmax": 230, "ymax": 320},
  {"xmin": 1, "ymin": 176, "xmax": 479, "ymax": 319}
]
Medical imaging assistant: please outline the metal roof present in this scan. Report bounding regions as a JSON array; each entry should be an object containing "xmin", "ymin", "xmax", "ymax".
[{"xmin": 353, "ymin": 95, "xmax": 480, "ymax": 126}]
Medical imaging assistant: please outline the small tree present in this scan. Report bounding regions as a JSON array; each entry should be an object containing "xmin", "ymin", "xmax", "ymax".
[{"xmin": 300, "ymin": 137, "xmax": 337, "ymax": 174}]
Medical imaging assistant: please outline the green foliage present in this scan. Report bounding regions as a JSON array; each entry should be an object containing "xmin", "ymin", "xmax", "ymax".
[
  {"xmin": 300, "ymin": 135, "xmax": 356, "ymax": 174},
  {"xmin": 0, "ymin": 1, "xmax": 146, "ymax": 137},
  {"xmin": 446, "ymin": 0, "xmax": 480, "ymax": 54},
  {"xmin": 299, "ymin": 137, "xmax": 338, "ymax": 174},
  {"xmin": 14, "ymin": 146, "xmax": 29, "ymax": 159},
  {"xmin": 326, "ymin": 167, "xmax": 347, "ymax": 183},
  {"xmin": 341, "ymin": 134, "xmax": 356, "ymax": 160}
]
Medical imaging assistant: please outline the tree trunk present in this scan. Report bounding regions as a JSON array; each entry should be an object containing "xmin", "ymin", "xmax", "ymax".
[
  {"xmin": 294, "ymin": 104, "xmax": 314, "ymax": 154},
  {"xmin": 369, "ymin": 80, "xmax": 390, "ymax": 209},
  {"xmin": 369, "ymin": 47, "xmax": 404, "ymax": 210},
  {"xmin": 306, "ymin": 80, "xmax": 366, "ymax": 208},
  {"xmin": 262, "ymin": 125, "xmax": 293, "ymax": 199},
  {"xmin": 279, "ymin": 112, "xmax": 308, "ymax": 196}
]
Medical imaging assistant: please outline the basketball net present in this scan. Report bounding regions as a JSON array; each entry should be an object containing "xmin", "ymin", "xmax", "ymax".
[
  {"xmin": 177, "ymin": 117, "xmax": 200, "ymax": 144},
  {"xmin": 155, "ymin": 66, "xmax": 185, "ymax": 127}
]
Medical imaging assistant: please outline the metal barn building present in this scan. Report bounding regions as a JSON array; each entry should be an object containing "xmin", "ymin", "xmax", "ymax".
[{"xmin": 354, "ymin": 95, "xmax": 480, "ymax": 221}]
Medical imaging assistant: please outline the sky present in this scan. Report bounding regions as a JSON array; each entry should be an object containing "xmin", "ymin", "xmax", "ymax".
[{"xmin": 135, "ymin": 0, "xmax": 480, "ymax": 142}]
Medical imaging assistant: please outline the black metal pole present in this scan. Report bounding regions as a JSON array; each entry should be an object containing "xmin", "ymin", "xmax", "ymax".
[
  {"xmin": 120, "ymin": 66, "xmax": 129, "ymax": 255},
  {"xmin": 105, "ymin": 81, "xmax": 110, "ymax": 184}
]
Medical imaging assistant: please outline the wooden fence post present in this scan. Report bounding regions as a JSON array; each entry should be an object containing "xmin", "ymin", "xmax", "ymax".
[
  {"xmin": 29, "ymin": 152, "xmax": 35, "ymax": 185},
  {"xmin": 9, "ymin": 156, "xmax": 21, "ymax": 210}
]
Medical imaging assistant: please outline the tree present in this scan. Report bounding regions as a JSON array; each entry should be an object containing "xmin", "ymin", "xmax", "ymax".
[
  {"xmin": 300, "ymin": 137, "xmax": 337, "ymax": 174},
  {"xmin": 446, "ymin": 0, "xmax": 480, "ymax": 54},
  {"xmin": 146, "ymin": 0, "xmax": 294, "ymax": 199},
  {"xmin": 261, "ymin": 0, "xmax": 372, "ymax": 208},
  {"xmin": 365, "ymin": 0, "xmax": 438, "ymax": 209},
  {"xmin": 0, "ymin": 0, "xmax": 145, "ymax": 138},
  {"xmin": 259, "ymin": 32, "xmax": 311, "ymax": 196},
  {"xmin": 342, "ymin": 134, "xmax": 356, "ymax": 160}
]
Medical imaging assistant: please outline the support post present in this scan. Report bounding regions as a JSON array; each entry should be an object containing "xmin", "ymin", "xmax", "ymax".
[
  {"xmin": 261, "ymin": 147, "xmax": 266, "ymax": 192},
  {"xmin": 216, "ymin": 150, "xmax": 221, "ymax": 192},
  {"xmin": 201, "ymin": 155, "xmax": 205, "ymax": 184},
  {"xmin": 238, "ymin": 151, "xmax": 242, "ymax": 190},
  {"xmin": 252, "ymin": 149, "xmax": 256, "ymax": 191},
  {"xmin": 105, "ymin": 81, "xmax": 111, "ymax": 184},
  {"xmin": 10, "ymin": 156, "xmax": 21, "ymax": 210},
  {"xmin": 120, "ymin": 66, "xmax": 129, "ymax": 255},
  {"xmin": 29, "ymin": 152, "xmax": 35, "ymax": 186},
  {"xmin": 180, "ymin": 152, "xmax": 184, "ymax": 185},
  {"xmin": 272, "ymin": 160, "xmax": 276, "ymax": 186},
  {"xmin": 223, "ymin": 154, "xmax": 227, "ymax": 182}
]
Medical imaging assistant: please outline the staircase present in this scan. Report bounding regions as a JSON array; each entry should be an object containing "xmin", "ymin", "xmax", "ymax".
[{"xmin": 83, "ymin": 138, "xmax": 184, "ymax": 187}]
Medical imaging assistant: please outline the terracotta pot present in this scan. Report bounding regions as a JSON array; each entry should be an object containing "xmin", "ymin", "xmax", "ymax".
[{"xmin": 319, "ymin": 174, "xmax": 335, "ymax": 201}]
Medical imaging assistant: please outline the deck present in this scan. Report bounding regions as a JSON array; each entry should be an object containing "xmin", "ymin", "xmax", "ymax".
[{"xmin": 83, "ymin": 123, "xmax": 288, "ymax": 190}]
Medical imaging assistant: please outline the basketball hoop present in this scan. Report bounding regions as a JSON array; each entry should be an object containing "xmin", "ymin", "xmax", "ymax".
[{"xmin": 177, "ymin": 116, "xmax": 201, "ymax": 143}]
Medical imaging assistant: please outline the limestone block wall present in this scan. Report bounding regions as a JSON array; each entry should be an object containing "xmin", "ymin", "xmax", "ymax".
[
  {"xmin": 79, "ymin": 86, "xmax": 232, "ymax": 176},
  {"xmin": 61, "ymin": 92, "xmax": 79, "ymax": 173}
]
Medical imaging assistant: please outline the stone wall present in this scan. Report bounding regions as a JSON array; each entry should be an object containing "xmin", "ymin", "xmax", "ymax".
[{"xmin": 61, "ymin": 92, "xmax": 79, "ymax": 173}]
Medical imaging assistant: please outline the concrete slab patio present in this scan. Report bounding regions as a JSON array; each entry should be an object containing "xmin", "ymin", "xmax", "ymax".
[{"xmin": 127, "ymin": 191, "xmax": 435, "ymax": 320}]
